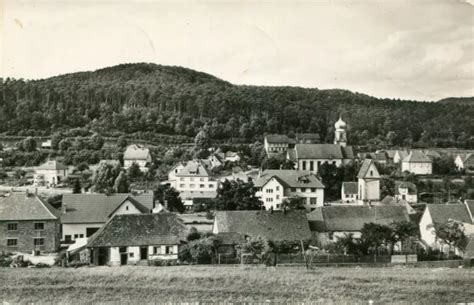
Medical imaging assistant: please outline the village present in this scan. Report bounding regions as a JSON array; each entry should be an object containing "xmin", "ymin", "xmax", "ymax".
[{"xmin": 1, "ymin": 117, "xmax": 473, "ymax": 268}]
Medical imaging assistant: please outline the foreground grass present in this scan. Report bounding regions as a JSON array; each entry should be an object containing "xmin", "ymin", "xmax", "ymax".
[{"xmin": 1, "ymin": 265, "xmax": 473, "ymax": 304}]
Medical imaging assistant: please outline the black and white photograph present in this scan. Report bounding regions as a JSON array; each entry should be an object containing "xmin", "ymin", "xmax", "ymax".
[{"xmin": 1, "ymin": 0, "xmax": 473, "ymax": 303}]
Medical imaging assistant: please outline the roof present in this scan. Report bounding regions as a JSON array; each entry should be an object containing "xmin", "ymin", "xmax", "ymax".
[
  {"xmin": 254, "ymin": 170, "xmax": 324, "ymax": 189},
  {"xmin": 60, "ymin": 193, "xmax": 152, "ymax": 224},
  {"xmin": 424, "ymin": 150, "xmax": 441, "ymax": 159},
  {"xmin": 37, "ymin": 160, "xmax": 68, "ymax": 171},
  {"xmin": 87, "ymin": 213, "xmax": 188, "ymax": 247},
  {"xmin": 124, "ymin": 144, "xmax": 150, "ymax": 160},
  {"xmin": 395, "ymin": 181, "xmax": 417, "ymax": 195},
  {"xmin": 342, "ymin": 182, "xmax": 358, "ymax": 195},
  {"xmin": 396, "ymin": 150, "xmax": 409, "ymax": 160},
  {"xmin": 357, "ymin": 159, "xmax": 379, "ymax": 178},
  {"xmin": 295, "ymin": 133, "xmax": 321, "ymax": 143},
  {"xmin": 214, "ymin": 210, "xmax": 312, "ymax": 241},
  {"xmin": 176, "ymin": 160, "xmax": 210, "ymax": 177},
  {"xmin": 371, "ymin": 152, "xmax": 387, "ymax": 161},
  {"xmin": 265, "ymin": 134, "xmax": 289, "ymax": 143},
  {"xmin": 403, "ymin": 150, "xmax": 431, "ymax": 163},
  {"xmin": 426, "ymin": 204, "xmax": 473, "ymax": 224},
  {"xmin": 0, "ymin": 193, "xmax": 59, "ymax": 221},
  {"xmin": 380, "ymin": 196, "xmax": 416, "ymax": 214},
  {"xmin": 307, "ymin": 205, "xmax": 409, "ymax": 232},
  {"xmin": 342, "ymin": 146, "xmax": 355, "ymax": 159},
  {"xmin": 178, "ymin": 213, "xmax": 214, "ymax": 225},
  {"xmin": 384, "ymin": 150, "xmax": 398, "ymax": 159},
  {"xmin": 215, "ymin": 232, "xmax": 245, "ymax": 245},
  {"xmin": 295, "ymin": 144, "xmax": 345, "ymax": 159}
]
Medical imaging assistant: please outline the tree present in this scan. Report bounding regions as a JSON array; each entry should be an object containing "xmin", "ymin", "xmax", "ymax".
[
  {"xmin": 194, "ymin": 128, "xmax": 210, "ymax": 149},
  {"xmin": 93, "ymin": 162, "xmax": 119, "ymax": 194},
  {"xmin": 433, "ymin": 156, "xmax": 457, "ymax": 175},
  {"xmin": 213, "ymin": 180, "xmax": 262, "ymax": 210},
  {"xmin": 380, "ymin": 177, "xmax": 395, "ymax": 198},
  {"xmin": 318, "ymin": 163, "xmax": 345, "ymax": 201},
  {"xmin": 117, "ymin": 135, "xmax": 128, "ymax": 149},
  {"xmin": 114, "ymin": 171, "xmax": 130, "ymax": 193},
  {"xmin": 281, "ymin": 197, "xmax": 306, "ymax": 210},
  {"xmin": 261, "ymin": 155, "xmax": 294, "ymax": 170},
  {"xmin": 50, "ymin": 133, "xmax": 62, "ymax": 150},
  {"xmin": 179, "ymin": 237, "xmax": 216, "ymax": 263},
  {"xmin": 392, "ymin": 221, "xmax": 419, "ymax": 254},
  {"xmin": 58, "ymin": 138, "xmax": 72, "ymax": 151},
  {"xmin": 21, "ymin": 137, "xmax": 37, "ymax": 152},
  {"xmin": 90, "ymin": 134, "xmax": 105, "ymax": 150},
  {"xmin": 430, "ymin": 220, "xmax": 469, "ymax": 255},
  {"xmin": 360, "ymin": 223, "xmax": 394, "ymax": 255},
  {"xmin": 127, "ymin": 162, "xmax": 142, "ymax": 182},
  {"xmin": 72, "ymin": 179, "xmax": 82, "ymax": 194},
  {"xmin": 154, "ymin": 184, "xmax": 185, "ymax": 213}
]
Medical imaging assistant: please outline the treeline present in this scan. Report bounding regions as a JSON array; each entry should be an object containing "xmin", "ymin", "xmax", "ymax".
[{"xmin": 1, "ymin": 63, "xmax": 473, "ymax": 148}]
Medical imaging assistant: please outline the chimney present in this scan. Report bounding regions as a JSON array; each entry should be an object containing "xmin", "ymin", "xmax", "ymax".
[{"xmin": 62, "ymin": 203, "xmax": 67, "ymax": 214}]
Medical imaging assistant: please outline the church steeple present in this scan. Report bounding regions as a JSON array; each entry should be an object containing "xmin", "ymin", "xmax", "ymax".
[{"xmin": 334, "ymin": 116, "xmax": 347, "ymax": 147}]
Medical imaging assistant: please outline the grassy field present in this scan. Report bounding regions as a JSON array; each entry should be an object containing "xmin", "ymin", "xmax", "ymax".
[{"xmin": 1, "ymin": 265, "xmax": 473, "ymax": 304}]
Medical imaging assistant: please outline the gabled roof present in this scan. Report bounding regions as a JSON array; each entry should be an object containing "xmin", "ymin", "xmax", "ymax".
[
  {"xmin": 295, "ymin": 144, "xmax": 345, "ymax": 159},
  {"xmin": 357, "ymin": 159, "xmax": 379, "ymax": 179},
  {"xmin": 426, "ymin": 204, "xmax": 473, "ymax": 224},
  {"xmin": 214, "ymin": 210, "xmax": 312, "ymax": 241},
  {"xmin": 380, "ymin": 196, "xmax": 416, "ymax": 214},
  {"xmin": 395, "ymin": 150, "xmax": 409, "ymax": 160},
  {"xmin": 370, "ymin": 152, "xmax": 387, "ymax": 161},
  {"xmin": 295, "ymin": 133, "xmax": 321, "ymax": 143},
  {"xmin": 395, "ymin": 181, "xmax": 417, "ymax": 195},
  {"xmin": 87, "ymin": 213, "xmax": 188, "ymax": 247},
  {"xmin": 37, "ymin": 160, "xmax": 68, "ymax": 171},
  {"xmin": 0, "ymin": 193, "xmax": 59, "ymax": 221},
  {"xmin": 342, "ymin": 182, "xmax": 358, "ymax": 195},
  {"xmin": 423, "ymin": 150, "xmax": 441, "ymax": 159},
  {"xmin": 60, "ymin": 193, "xmax": 151, "ymax": 224},
  {"xmin": 176, "ymin": 160, "xmax": 209, "ymax": 177},
  {"xmin": 342, "ymin": 146, "xmax": 355, "ymax": 159},
  {"xmin": 307, "ymin": 205, "xmax": 409, "ymax": 232},
  {"xmin": 265, "ymin": 134, "xmax": 289, "ymax": 143},
  {"xmin": 383, "ymin": 150, "xmax": 398, "ymax": 159},
  {"xmin": 254, "ymin": 170, "xmax": 324, "ymax": 189},
  {"xmin": 403, "ymin": 150, "xmax": 431, "ymax": 163},
  {"xmin": 124, "ymin": 144, "xmax": 150, "ymax": 160}
]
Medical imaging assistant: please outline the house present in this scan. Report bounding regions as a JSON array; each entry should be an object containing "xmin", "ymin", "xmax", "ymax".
[
  {"xmin": 307, "ymin": 205, "xmax": 409, "ymax": 247},
  {"xmin": 213, "ymin": 149, "xmax": 241, "ymax": 163},
  {"xmin": 123, "ymin": 144, "xmax": 152, "ymax": 172},
  {"xmin": 85, "ymin": 213, "xmax": 188, "ymax": 266},
  {"xmin": 357, "ymin": 159, "xmax": 381, "ymax": 205},
  {"xmin": 41, "ymin": 140, "xmax": 52, "ymax": 149},
  {"xmin": 455, "ymin": 153, "xmax": 474, "ymax": 173},
  {"xmin": 395, "ymin": 181, "xmax": 418, "ymax": 204},
  {"xmin": 289, "ymin": 144, "xmax": 354, "ymax": 174},
  {"xmin": 295, "ymin": 133, "xmax": 321, "ymax": 144},
  {"xmin": 393, "ymin": 150, "xmax": 409, "ymax": 164},
  {"xmin": 213, "ymin": 210, "xmax": 312, "ymax": 242},
  {"xmin": 264, "ymin": 134, "xmax": 291, "ymax": 155},
  {"xmin": 419, "ymin": 201, "xmax": 474, "ymax": 255},
  {"xmin": 0, "ymin": 192, "xmax": 60, "ymax": 253},
  {"xmin": 60, "ymin": 193, "xmax": 154, "ymax": 244},
  {"xmin": 341, "ymin": 182, "xmax": 358, "ymax": 204},
  {"xmin": 401, "ymin": 150, "xmax": 432, "ymax": 175},
  {"xmin": 254, "ymin": 169, "xmax": 325, "ymax": 210},
  {"xmin": 34, "ymin": 160, "xmax": 69, "ymax": 187}
]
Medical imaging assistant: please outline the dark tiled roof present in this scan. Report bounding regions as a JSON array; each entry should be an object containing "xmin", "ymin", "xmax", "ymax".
[
  {"xmin": 307, "ymin": 205, "xmax": 409, "ymax": 232},
  {"xmin": 0, "ymin": 193, "xmax": 59, "ymax": 221},
  {"xmin": 60, "ymin": 193, "xmax": 151, "ymax": 224},
  {"xmin": 253, "ymin": 170, "xmax": 324, "ymax": 189},
  {"xmin": 403, "ymin": 150, "xmax": 431, "ymax": 163},
  {"xmin": 427, "ymin": 204, "xmax": 472, "ymax": 224},
  {"xmin": 342, "ymin": 146, "xmax": 355, "ymax": 159},
  {"xmin": 265, "ymin": 134, "xmax": 289, "ymax": 143},
  {"xmin": 357, "ymin": 159, "xmax": 379, "ymax": 178},
  {"xmin": 296, "ymin": 133, "xmax": 321, "ymax": 143},
  {"xmin": 37, "ymin": 160, "xmax": 68, "ymax": 170},
  {"xmin": 214, "ymin": 210, "xmax": 312, "ymax": 241},
  {"xmin": 215, "ymin": 232, "xmax": 245, "ymax": 245},
  {"xmin": 342, "ymin": 182, "xmax": 358, "ymax": 195},
  {"xmin": 295, "ymin": 144, "xmax": 344, "ymax": 159},
  {"xmin": 176, "ymin": 160, "xmax": 209, "ymax": 177},
  {"xmin": 87, "ymin": 213, "xmax": 188, "ymax": 247}
]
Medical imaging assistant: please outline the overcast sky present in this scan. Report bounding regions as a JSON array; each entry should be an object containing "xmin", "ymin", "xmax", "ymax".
[{"xmin": 1, "ymin": 0, "xmax": 473, "ymax": 101}]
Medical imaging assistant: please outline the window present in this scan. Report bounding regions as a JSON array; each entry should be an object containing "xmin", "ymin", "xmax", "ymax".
[
  {"xmin": 79, "ymin": 234, "xmax": 84, "ymax": 238},
  {"xmin": 119, "ymin": 247, "xmax": 127, "ymax": 253},
  {"xmin": 209, "ymin": 184, "xmax": 214, "ymax": 188},
  {"xmin": 266, "ymin": 198, "xmax": 273, "ymax": 202},
  {"xmin": 332, "ymin": 161, "xmax": 336, "ymax": 165},
  {"xmin": 276, "ymin": 204, "xmax": 281, "ymax": 208},
  {"xmin": 301, "ymin": 188, "xmax": 306, "ymax": 192},
  {"xmin": 329, "ymin": 233, "xmax": 334, "ymax": 241},
  {"xmin": 179, "ymin": 184, "xmax": 185, "ymax": 188},
  {"xmin": 65, "ymin": 235, "xmax": 72, "ymax": 242},
  {"xmin": 276, "ymin": 186, "xmax": 280, "ymax": 191},
  {"xmin": 190, "ymin": 177, "xmax": 194, "ymax": 182},
  {"xmin": 154, "ymin": 246, "xmax": 161, "ymax": 254},
  {"xmin": 34, "ymin": 238, "xmax": 45, "ymax": 246},
  {"xmin": 370, "ymin": 170, "xmax": 373, "ymax": 176},
  {"xmin": 302, "ymin": 161, "xmax": 306, "ymax": 170},
  {"xmin": 266, "ymin": 189, "xmax": 274, "ymax": 193},
  {"xmin": 129, "ymin": 252, "xmax": 134, "ymax": 258},
  {"xmin": 311, "ymin": 188, "xmax": 316, "ymax": 192},
  {"xmin": 200, "ymin": 184, "xmax": 205, "ymax": 188},
  {"xmin": 165, "ymin": 246, "xmax": 174, "ymax": 254},
  {"xmin": 180, "ymin": 178, "xmax": 184, "ymax": 181},
  {"xmin": 276, "ymin": 195, "xmax": 280, "ymax": 200},
  {"xmin": 74, "ymin": 234, "xmax": 79, "ymax": 239},
  {"xmin": 34, "ymin": 223, "xmax": 44, "ymax": 231},
  {"xmin": 310, "ymin": 198, "xmax": 317, "ymax": 205},
  {"xmin": 7, "ymin": 239, "xmax": 17, "ymax": 247},
  {"xmin": 190, "ymin": 184, "xmax": 195, "ymax": 188},
  {"xmin": 318, "ymin": 161, "xmax": 321, "ymax": 167},
  {"xmin": 310, "ymin": 161, "xmax": 314, "ymax": 171},
  {"xmin": 7, "ymin": 223, "xmax": 17, "ymax": 231},
  {"xmin": 125, "ymin": 205, "xmax": 129, "ymax": 211},
  {"xmin": 200, "ymin": 178, "xmax": 204, "ymax": 182},
  {"xmin": 291, "ymin": 188, "xmax": 296, "ymax": 192}
]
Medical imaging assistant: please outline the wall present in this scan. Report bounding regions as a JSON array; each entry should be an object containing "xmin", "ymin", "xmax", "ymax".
[
  {"xmin": 62, "ymin": 223, "xmax": 103, "ymax": 241},
  {"xmin": 402, "ymin": 162, "xmax": 432, "ymax": 175},
  {"xmin": 148, "ymin": 245, "xmax": 179, "ymax": 260},
  {"xmin": 34, "ymin": 169, "xmax": 67, "ymax": 187},
  {"xmin": 419, "ymin": 208, "xmax": 436, "ymax": 246},
  {"xmin": 297, "ymin": 159, "xmax": 342, "ymax": 174},
  {"xmin": 256, "ymin": 178, "xmax": 285, "ymax": 210},
  {"xmin": 175, "ymin": 176, "xmax": 217, "ymax": 192},
  {"xmin": 112, "ymin": 199, "xmax": 143, "ymax": 216},
  {"xmin": 0, "ymin": 220, "xmax": 59, "ymax": 253},
  {"xmin": 289, "ymin": 188, "xmax": 324, "ymax": 209}
]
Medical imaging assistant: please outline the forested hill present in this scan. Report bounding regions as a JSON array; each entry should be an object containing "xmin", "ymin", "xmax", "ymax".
[
  {"xmin": 437, "ymin": 97, "xmax": 474, "ymax": 106},
  {"xmin": 1, "ymin": 63, "xmax": 473, "ymax": 148}
]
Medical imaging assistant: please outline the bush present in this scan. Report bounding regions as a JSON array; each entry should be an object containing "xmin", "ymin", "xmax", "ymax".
[{"xmin": 148, "ymin": 259, "xmax": 178, "ymax": 267}]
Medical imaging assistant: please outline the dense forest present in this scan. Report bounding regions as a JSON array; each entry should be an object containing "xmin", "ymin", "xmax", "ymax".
[{"xmin": 1, "ymin": 63, "xmax": 473, "ymax": 148}]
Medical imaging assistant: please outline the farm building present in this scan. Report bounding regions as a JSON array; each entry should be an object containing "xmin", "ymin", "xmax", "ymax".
[
  {"xmin": 123, "ymin": 144, "xmax": 152, "ymax": 172},
  {"xmin": 341, "ymin": 182, "xmax": 358, "ymax": 204},
  {"xmin": 34, "ymin": 160, "xmax": 69, "ymax": 187},
  {"xmin": 401, "ymin": 150, "xmax": 432, "ymax": 175},
  {"xmin": 84, "ymin": 213, "xmax": 188, "ymax": 266}
]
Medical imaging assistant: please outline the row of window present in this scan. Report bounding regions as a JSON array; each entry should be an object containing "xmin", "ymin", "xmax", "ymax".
[
  {"xmin": 6, "ymin": 238, "xmax": 44, "ymax": 247},
  {"xmin": 266, "ymin": 197, "xmax": 318, "ymax": 205},
  {"xmin": 7, "ymin": 222, "xmax": 44, "ymax": 231},
  {"xmin": 179, "ymin": 184, "xmax": 214, "ymax": 189},
  {"xmin": 301, "ymin": 160, "xmax": 337, "ymax": 171},
  {"xmin": 264, "ymin": 187, "xmax": 318, "ymax": 193},
  {"xmin": 179, "ymin": 177, "xmax": 206, "ymax": 182}
]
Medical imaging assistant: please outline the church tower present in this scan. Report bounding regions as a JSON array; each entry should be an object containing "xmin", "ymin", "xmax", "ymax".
[{"xmin": 334, "ymin": 116, "xmax": 347, "ymax": 147}]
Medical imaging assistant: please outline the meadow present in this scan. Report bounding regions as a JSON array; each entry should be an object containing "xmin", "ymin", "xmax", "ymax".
[{"xmin": 1, "ymin": 265, "xmax": 473, "ymax": 304}]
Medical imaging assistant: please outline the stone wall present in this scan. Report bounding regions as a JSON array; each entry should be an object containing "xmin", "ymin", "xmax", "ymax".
[{"xmin": 0, "ymin": 220, "xmax": 60, "ymax": 253}]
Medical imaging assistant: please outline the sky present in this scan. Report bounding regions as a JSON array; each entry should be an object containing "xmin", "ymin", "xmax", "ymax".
[{"xmin": 1, "ymin": 0, "xmax": 473, "ymax": 101}]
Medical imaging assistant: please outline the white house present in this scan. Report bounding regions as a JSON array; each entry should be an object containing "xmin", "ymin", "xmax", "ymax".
[
  {"xmin": 264, "ymin": 134, "xmax": 292, "ymax": 156},
  {"xmin": 123, "ymin": 144, "xmax": 152, "ymax": 172},
  {"xmin": 455, "ymin": 153, "xmax": 474, "ymax": 173},
  {"xmin": 341, "ymin": 182, "xmax": 358, "ymax": 204},
  {"xmin": 401, "ymin": 150, "xmax": 432, "ymax": 175},
  {"xmin": 395, "ymin": 181, "xmax": 418, "ymax": 204},
  {"xmin": 357, "ymin": 159, "xmax": 381, "ymax": 205},
  {"xmin": 60, "ymin": 193, "xmax": 154, "ymax": 243},
  {"xmin": 419, "ymin": 201, "xmax": 474, "ymax": 255},
  {"xmin": 34, "ymin": 160, "xmax": 69, "ymax": 187},
  {"xmin": 41, "ymin": 140, "xmax": 52, "ymax": 149},
  {"xmin": 254, "ymin": 169, "xmax": 325, "ymax": 211}
]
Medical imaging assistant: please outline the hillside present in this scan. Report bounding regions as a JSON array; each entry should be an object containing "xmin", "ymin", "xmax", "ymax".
[
  {"xmin": 1, "ymin": 63, "xmax": 473, "ymax": 148},
  {"xmin": 438, "ymin": 97, "xmax": 474, "ymax": 106}
]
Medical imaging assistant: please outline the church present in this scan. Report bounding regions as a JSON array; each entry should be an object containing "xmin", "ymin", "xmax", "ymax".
[{"xmin": 287, "ymin": 117, "xmax": 354, "ymax": 174}]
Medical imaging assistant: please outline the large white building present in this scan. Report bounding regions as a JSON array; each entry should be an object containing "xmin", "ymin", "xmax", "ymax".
[
  {"xmin": 357, "ymin": 159, "xmax": 381, "ymax": 205},
  {"xmin": 34, "ymin": 160, "xmax": 69, "ymax": 187},
  {"xmin": 401, "ymin": 150, "xmax": 432, "ymax": 175},
  {"xmin": 254, "ymin": 169, "xmax": 325, "ymax": 211},
  {"xmin": 123, "ymin": 144, "xmax": 152, "ymax": 172}
]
